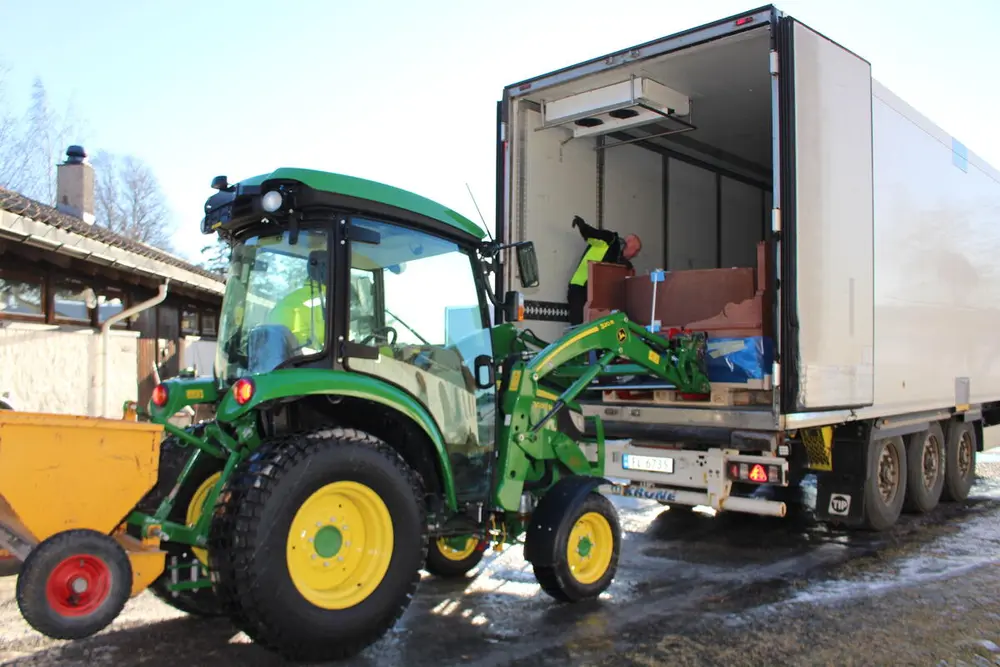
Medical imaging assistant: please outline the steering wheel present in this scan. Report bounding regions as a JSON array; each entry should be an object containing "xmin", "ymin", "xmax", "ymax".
[{"xmin": 360, "ymin": 326, "xmax": 398, "ymax": 347}]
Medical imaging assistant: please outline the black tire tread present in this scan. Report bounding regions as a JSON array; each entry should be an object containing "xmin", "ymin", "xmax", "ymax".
[
  {"xmin": 861, "ymin": 436, "xmax": 908, "ymax": 531},
  {"xmin": 208, "ymin": 427, "xmax": 427, "ymax": 662}
]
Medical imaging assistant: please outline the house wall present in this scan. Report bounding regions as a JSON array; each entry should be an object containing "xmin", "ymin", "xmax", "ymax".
[
  {"xmin": 180, "ymin": 337, "xmax": 217, "ymax": 377},
  {"xmin": 0, "ymin": 321, "xmax": 139, "ymax": 417}
]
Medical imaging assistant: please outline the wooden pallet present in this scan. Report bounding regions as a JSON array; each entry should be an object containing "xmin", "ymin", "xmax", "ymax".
[{"xmin": 601, "ymin": 379, "xmax": 772, "ymax": 408}]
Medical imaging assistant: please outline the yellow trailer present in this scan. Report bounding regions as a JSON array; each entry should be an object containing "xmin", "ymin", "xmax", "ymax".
[{"xmin": 0, "ymin": 411, "xmax": 167, "ymax": 639}]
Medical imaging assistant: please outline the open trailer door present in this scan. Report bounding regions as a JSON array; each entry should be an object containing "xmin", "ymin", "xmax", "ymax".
[{"xmin": 777, "ymin": 15, "xmax": 875, "ymax": 412}]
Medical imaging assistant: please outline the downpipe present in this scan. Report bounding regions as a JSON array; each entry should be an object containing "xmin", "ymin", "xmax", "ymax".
[{"xmin": 100, "ymin": 279, "xmax": 169, "ymax": 418}]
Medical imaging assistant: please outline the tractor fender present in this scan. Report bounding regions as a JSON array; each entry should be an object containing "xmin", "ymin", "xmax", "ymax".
[{"xmin": 523, "ymin": 475, "xmax": 609, "ymax": 566}]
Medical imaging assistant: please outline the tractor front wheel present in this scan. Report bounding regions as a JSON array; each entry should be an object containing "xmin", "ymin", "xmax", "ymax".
[
  {"xmin": 425, "ymin": 535, "xmax": 486, "ymax": 577},
  {"xmin": 16, "ymin": 529, "xmax": 132, "ymax": 640},
  {"xmin": 208, "ymin": 428, "xmax": 427, "ymax": 663},
  {"xmin": 531, "ymin": 492, "xmax": 621, "ymax": 603}
]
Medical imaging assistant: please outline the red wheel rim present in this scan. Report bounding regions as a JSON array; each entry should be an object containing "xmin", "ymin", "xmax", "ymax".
[{"xmin": 45, "ymin": 555, "xmax": 112, "ymax": 617}]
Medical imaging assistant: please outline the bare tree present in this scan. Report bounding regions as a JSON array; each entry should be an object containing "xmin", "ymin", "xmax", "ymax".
[
  {"xmin": 91, "ymin": 150, "xmax": 176, "ymax": 251},
  {"xmin": 0, "ymin": 69, "xmax": 85, "ymax": 204},
  {"xmin": 199, "ymin": 237, "xmax": 231, "ymax": 276}
]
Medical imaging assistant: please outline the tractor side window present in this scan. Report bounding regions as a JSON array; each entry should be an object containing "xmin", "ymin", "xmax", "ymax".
[{"xmin": 346, "ymin": 218, "xmax": 496, "ymax": 502}]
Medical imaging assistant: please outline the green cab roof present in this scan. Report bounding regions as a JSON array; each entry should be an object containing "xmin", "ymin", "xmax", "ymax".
[{"xmin": 237, "ymin": 167, "xmax": 486, "ymax": 240}]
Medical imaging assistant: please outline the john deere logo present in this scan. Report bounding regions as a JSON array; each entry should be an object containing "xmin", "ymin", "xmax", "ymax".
[{"xmin": 616, "ymin": 328, "xmax": 627, "ymax": 343}]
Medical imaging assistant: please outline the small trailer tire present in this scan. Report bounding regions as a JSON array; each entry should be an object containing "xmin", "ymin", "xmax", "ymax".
[
  {"xmin": 425, "ymin": 536, "xmax": 486, "ymax": 577},
  {"xmin": 902, "ymin": 423, "xmax": 946, "ymax": 514},
  {"xmin": 531, "ymin": 492, "xmax": 622, "ymax": 603},
  {"xmin": 17, "ymin": 529, "xmax": 132, "ymax": 640},
  {"xmin": 861, "ymin": 436, "xmax": 908, "ymax": 531},
  {"xmin": 942, "ymin": 420, "xmax": 977, "ymax": 502}
]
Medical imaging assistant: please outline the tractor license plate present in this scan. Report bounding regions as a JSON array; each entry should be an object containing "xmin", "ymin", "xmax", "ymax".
[{"xmin": 621, "ymin": 453, "xmax": 674, "ymax": 474}]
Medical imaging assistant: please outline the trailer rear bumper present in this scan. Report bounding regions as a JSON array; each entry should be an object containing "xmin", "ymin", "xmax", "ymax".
[{"xmin": 594, "ymin": 440, "xmax": 790, "ymax": 517}]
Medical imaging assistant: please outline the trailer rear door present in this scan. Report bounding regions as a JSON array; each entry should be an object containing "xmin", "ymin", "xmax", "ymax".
[{"xmin": 779, "ymin": 17, "xmax": 874, "ymax": 411}]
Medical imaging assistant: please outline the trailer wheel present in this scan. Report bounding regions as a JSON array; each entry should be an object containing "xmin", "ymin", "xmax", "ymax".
[
  {"xmin": 208, "ymin": 428, "xmax": 426, "ymax": 663},
  {"xmin": 861, "ymin": 436, "xmax": 908, "ymax": 531},
  {"xmin": 532, "ymin": 492, "xmax": 621, "ymax": 603},
  {"xmin": 132, "ymin": 433, "xmax": 225, "ymax": 617},
  {"xmin": 425, "ymin": 535, "xmax": 486, "ymax": 577},
  {"xmin": 942, "ymin": 420, "xmax": 977, "ymax": 502},
  {"xmin": 903, "ymin": 423, "xmax": 946, "ymax": 514},
  {"xmin": 17, "ymin": 529, "xmax": 132, "ymax": 640}
]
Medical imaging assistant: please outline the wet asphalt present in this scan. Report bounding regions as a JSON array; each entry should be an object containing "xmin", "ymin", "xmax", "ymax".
[{"xmin": 2, "ymin": 451, "xmax": 1000, "ymax": 667}]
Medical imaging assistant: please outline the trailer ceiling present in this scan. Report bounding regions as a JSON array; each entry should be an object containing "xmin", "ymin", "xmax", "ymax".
[{"xmin": 519, "ymin": 27, "xmax": 773, "ymax": 176}]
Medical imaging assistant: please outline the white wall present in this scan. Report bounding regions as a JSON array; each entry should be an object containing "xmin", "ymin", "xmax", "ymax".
[
  {"xmin": 181, "ymin": 337, "xmax": 217, "ymax": 377},
  {"xmin": 603, "ymin": 144, "xmax": 664, "ymax": 275},
  {"xmin": 0, "ymin": 322, "xmax": 138, "ymax": 417}
]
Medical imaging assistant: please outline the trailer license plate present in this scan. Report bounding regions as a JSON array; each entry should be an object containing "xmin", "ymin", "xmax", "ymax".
[{"xmin": 622, "ymin": 454, "xmax": 674, "ymax": 474}]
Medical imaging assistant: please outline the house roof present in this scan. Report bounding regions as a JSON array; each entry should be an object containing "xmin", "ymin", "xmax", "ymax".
[{"xmin": 0, "ymin": 186, "xmax": 225, "ymax": 293}]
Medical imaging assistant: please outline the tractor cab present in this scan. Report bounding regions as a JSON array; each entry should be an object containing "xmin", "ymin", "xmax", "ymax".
[{"xmin": 200, "ymin": 168, "xmax": 538, "ymax": 503}]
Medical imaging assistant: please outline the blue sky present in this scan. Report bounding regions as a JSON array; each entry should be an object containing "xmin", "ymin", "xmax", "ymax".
[{"xmin": 1, "ymin": 0, "xmax": 998, "ymax": 265}]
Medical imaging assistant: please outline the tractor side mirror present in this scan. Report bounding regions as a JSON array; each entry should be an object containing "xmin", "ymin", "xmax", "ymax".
[
  {"xmin": 515, "ymin": 242, "xmax": 539, "ymax": 289},
  {"xmin": 503, "ymin": 290, "xmax": 525, "ymax": 323}
]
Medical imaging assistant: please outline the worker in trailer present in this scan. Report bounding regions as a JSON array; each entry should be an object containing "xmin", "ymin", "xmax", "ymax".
[{"xmin": 566, "ymin": 215, "xmax": 642, "ymax": 325}]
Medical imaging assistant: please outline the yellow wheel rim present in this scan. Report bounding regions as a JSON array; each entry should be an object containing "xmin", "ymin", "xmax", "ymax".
[
  {"xmin": 286, "ymin": 481, "xmax": 394, "ymax": 610},
  {"xmin": 565, "ymin": 511, "xmax": 614, "ymax": 586},
  {"xmin": 436, "ymin": 536, "xmax": 477, "ymax": 562},
  {"xmin": 185, "ymin": 472, "xmax": 221, "ymax": 566}
]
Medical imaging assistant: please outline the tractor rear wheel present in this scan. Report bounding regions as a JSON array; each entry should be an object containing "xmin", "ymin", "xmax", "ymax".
[
  {"xmin": 425, "ymin": 535, "xmax": 486, "ymax": 577},
  {"xmin": 208, "ymin": 427, "xmax": 427, "ymax": 663},
  {"xmin": 131, "ymin": 432, "xmax": 225, "ymax": 617}
]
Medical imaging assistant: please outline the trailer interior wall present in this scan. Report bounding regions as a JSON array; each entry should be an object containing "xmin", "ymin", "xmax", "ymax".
[
  {"xmin": 505, "ymin": 27, "xmax": 774, "ymax": 342},
  {"xmin": 868, "ymin": 81, "xmax": 1000, "ymax": 414}
]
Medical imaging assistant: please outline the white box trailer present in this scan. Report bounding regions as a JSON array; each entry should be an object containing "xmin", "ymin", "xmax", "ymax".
[{"xmin": 494, "ymin": 5, "xmax": 1000, "ymax": 530}]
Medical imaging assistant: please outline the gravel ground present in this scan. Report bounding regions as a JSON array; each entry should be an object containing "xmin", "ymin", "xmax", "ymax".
[{"xmin": 1, "ymin": 454, "xmax": 998, "ymax": 667}]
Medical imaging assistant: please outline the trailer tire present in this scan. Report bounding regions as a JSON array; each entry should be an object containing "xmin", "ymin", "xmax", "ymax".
[
  {"xmin": 17, "ymin": 529, "xmax": 132, "ymax": 640},
  {"xmin": 532, "ymin": 492, "xmax": 621, "ymax": 603},
  {"xmin": 942, "ymin": 420, "xmax": 977, "ymax": 502},
  {"xmin": 425, "ymin": 536, "xmax": 486, "ymax": 577},
  {"xmin": 903, "ymin": 423, "xmax": 945, "ymax": 514},
  {"xmin": 861, "ymin": 436, "xmax": 907, "ymax": 531},
  {"xmin": 208, "ymin": 428, "xmax": 427, "ymax": 663},
  {"xmin": 131, "ymin": 432, "xmax": 225, "ymax": 617}
]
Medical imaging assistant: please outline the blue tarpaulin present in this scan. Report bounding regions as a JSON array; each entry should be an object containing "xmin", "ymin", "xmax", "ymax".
[{"xmin": 705, "ymin": 336, "xmax": 773, "ymax": 383}]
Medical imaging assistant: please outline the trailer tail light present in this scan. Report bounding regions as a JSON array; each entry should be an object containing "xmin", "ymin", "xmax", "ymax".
[
  {"xmin": 151, "ymin": 384, "xmax": 168, "ymax": 408},
  {"xmin": 735, "ymin": 15, "xmax": 755, "ymax": 26},
  {"xmin": 728, "ymin": 461, "xmax": 783, "ymax": 485},
  {"xmin": 232, "ymin": 378, "xmax": 255, "ymax": 406}
]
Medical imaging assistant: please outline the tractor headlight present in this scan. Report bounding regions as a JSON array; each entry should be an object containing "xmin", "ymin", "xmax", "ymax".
[{"xmin": 261, "ymin": 190, "xmax": 283, "ymax": 213}]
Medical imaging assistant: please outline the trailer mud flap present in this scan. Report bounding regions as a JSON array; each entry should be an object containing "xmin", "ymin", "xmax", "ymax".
[
  {"xmin": 523, "ymin": 475, "xmax": 608, "ymax": 566},
  {"xmin": 814, "ymin": 424, "xmax": 869, "ymax": 526}
]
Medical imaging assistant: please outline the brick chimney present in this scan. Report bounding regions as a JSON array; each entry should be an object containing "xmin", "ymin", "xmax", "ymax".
[{"xmin": 56, "ymin": 145, "xmax": 95, "ymax": 224}]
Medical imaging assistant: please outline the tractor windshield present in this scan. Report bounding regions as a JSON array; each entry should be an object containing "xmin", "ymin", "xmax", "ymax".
[{"xmin": 214, "ymin": 228, "xmax": 329, "ymax": 383}]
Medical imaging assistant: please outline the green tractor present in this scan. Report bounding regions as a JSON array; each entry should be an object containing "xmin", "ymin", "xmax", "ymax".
[{"xmin": 112, "ymin": 169, "xmax": 712, "ymax": 662}]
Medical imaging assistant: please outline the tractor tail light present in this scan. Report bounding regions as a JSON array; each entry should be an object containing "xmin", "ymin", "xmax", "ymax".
[
  {"xmin": 232, "ymin": 378, "xmax": 255, "ymax": 405},
  {"xmin": 151, "ymin": 384, "xmax": 168, "ymax": 408}
]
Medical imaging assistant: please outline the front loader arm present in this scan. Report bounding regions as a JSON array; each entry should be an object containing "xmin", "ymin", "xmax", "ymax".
[{"xmin": 493, "ymin": 312, "xmax": 710, "ymax": 511}]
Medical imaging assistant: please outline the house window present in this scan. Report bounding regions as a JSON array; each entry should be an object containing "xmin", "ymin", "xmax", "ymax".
[
  {"xmin": 0, "ymin": 276, "xmax": 44, "ymax": 318},
  {"xmin": 181, "ymin": 308, "xmax": 200, "ymax": 335},
  {"xmin": 201, "ymin": 311, "xmax": 218, "ymax": 337},
  {"xmin": 53, "ymin": 282, "xmax": 94, "ymax": 324},
  {"xmin": 97, "ymin": 290, "xmax": 128, "ymax": 327}
]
